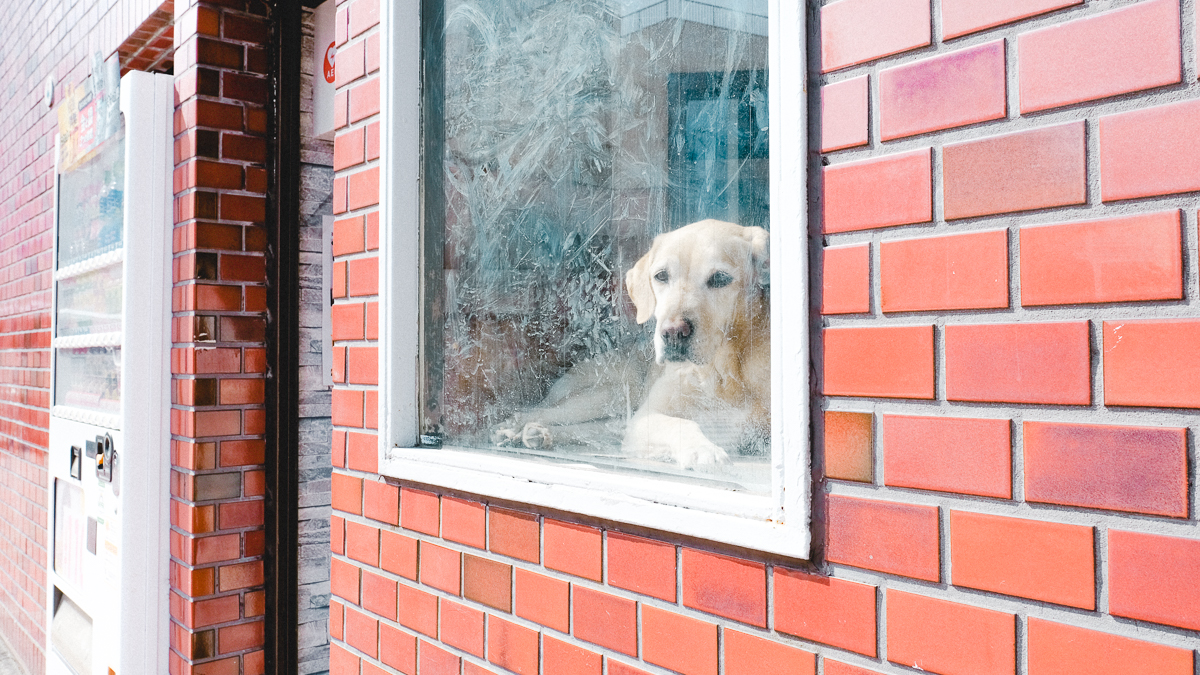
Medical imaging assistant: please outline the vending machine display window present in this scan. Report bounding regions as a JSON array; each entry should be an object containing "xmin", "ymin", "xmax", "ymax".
[{"xmin": 54, "ymin": 124, "xmax": 126, "ymax": 421}]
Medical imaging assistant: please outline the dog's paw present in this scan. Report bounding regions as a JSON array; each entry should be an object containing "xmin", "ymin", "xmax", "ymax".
[
  {"xmin": 674, "ymin": 440, "xmax": 729, "ymax": 469},
  {"xmin": 521, "ymin": 422, "xmax": 553, "ymax": 449},
  {"xmin": 491, "ymin": 426, "xmax": 521, "ymax": 446}
]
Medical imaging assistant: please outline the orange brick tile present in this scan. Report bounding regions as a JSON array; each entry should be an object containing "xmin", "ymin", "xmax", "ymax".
[
  {"xmin": 823, "ymin": 149, "xmax": 933, "ymax": 233},
  {"xmin": 887, "ymin": 590, "xmax": 1015, "ymax": 675},
  {"xmin": 1019, "ymin": 0, "xmax": 1180, "ymax": 113},
  {"xmin": 1020, "ymin": 211, "xmax": 1182, "ymax": 306},
  {"xmin": 641, "ymin": 606, "xmax": 718, "ymax": 675},
  {"xmin": 681, "ymin": 549, "xmax": 766, "ymax": 627},
  {"xmin": 1103, "ymin": 320, "xmax": 1200, "ymax": 408},
  {"xmin": 607, "ymin": 532, "xmax": 676, "ymax": 602},
  {"xmin": 880, "ymin": 229, "xmax": 1009, "ymax": 312},
  {"xmin": 882, "ymin": 415, "xmax": 1011, "ymax": 498},
  {"xmin": 544, "ymin": 519, "xmax": 602, "ymax": 581},
  {"xmin": 824, "ymin": 411, "xmax": 874, "ymax": 483},
  {"xmin": 950, "ymin": 511, "xmax": 1094, "ymax": 608},
  {"xmin": 1027, "ymin": 618, "xmax": 1192, "ymax": 675},
  {"xmin": 823, "ymin": 325, "xmax": 935, "ymax": 399},
  {"xmin": 821, "ymin": 0, "xmax": 931, "ymax": 72},
  {"xmin": 775, "ymin": 568, "xmax": 877, "ymax": 656}
]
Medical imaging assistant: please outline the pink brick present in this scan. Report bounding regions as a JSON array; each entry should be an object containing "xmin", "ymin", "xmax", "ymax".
[
  {"xmin": 400, "ymin": 487, "xmax": 439, "ymax": 536},
  {"xmin": 681, "ymin": 549, "xmax": 766, "ymax": 627},
  {"xmin": 825, "ymin": 661, "xmax": 886, "ymax": 675},
  {"xmin": 1019, "ymin": 0, "xmax": 1180, "ymax": 113},
  {"xmin": 824, "ymin": 325, "xmax": 935, "ymax": 399},
  {"xmin": 883, "ymin": 415, "xmax": 1011, "ymax": 498},
  {"xmin": 945, "ymin": 322, "xmax": 1090, "ymax": 405},
  {"xmin": 827, "ymin": 495, "xmax": 940, "ymax": 581},
  {"xmin": 419, "ymin": 542, "xmax": 461, "ymax": 595},
  {"xmin": 573, "ymin": 587, "xmax": 637, "ymax": 656},
  {"xmin": 543, "ymin": 636, "xmax": 601, "ymax": 675},
  {"xmin": 943, "ymin": 121, "xmax": 1085, "ymax": 219},
  {"xmin": 822, "ymin": 76, "xmax": 869, "ymax": 151},
  {"xmin": 880, "ymin": 229, "xmax": 1009, "ymax": 312},
  {"xmin": 1103, "ymin": 320, "xmax": 1200, "ymax": 408},
  {"xmin": 1024, "ymin": 421, "xmax": 1187, "ymax": 517},
  {"xmin": 1109, "ymin": 530, "xmax": 1200, "ymax": 631},
  {"xmin": 942, "ymin": 0, "xmax": 1081, "ymax": 39},
  {"xmin": 950, "ymin": 511, "xmax": 1095, "ymax": 609},
  {"xmin": 441, "ymin": 496, "xmax": 485, "ymax": 549},
  {"xmin": 1020, "ymin": 211, "xmax": 1183, "ymax": 306},
  {"xmin": 641, "ymin": 606, "xmax": 718, "ymax": 675},
  {"xmin": 1100, "ymin": 98, "xmax": 1200, "ymax": 202},
  {"xmin": 822, "ymin": 0, "xmax": 931, "ymax": 72},
  {"xmin": 822, "ymin": 244, "xmax": 870, "ymax": 315},
  {"xmin": 1027, "ymin": 618, "xmax": 1193, "ymax": 675},
  {"xmin": 880, "ymin": 41, "xmax": 1006, "ymax": 140},
  {"xmin": 607, "ymin": 532, "xmax": 676, "ymax": 602},
  {"xmin": 774, "ymin": 568, "xmax": 877, "ymax": 656},
  {"xmin": 724, "ymin": 629, "xmax": 816, "ymax": 675},
  {"xmin": 888, "ymin": 590, "xmax": 1016, "ymax": 675},
  {"xmin": 544, "ymin": 519, "xmax": 602, "ymax": 581},
  {"xmin": 823, "ymin": 149, "xmax": 932, "ymax": 233}
]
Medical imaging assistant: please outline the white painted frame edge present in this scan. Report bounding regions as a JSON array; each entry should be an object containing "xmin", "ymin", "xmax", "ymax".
[
  {"xmin": 379, "ymin": 0, "xmax": 809, "ymax": 558},
  {"xmin": 116, "ymin": 73, "xmax": 174, "ymax": 675}
]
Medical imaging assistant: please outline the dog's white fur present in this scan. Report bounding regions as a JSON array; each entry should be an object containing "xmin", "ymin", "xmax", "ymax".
[{"xmin": 493, "ymin": 219, "xmax": 769, "ymax": 469}]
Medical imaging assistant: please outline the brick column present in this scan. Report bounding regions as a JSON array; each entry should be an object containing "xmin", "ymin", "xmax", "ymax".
[{"xmin": 170, "ymin": 2, "xmax": 271, "ymax": 673}]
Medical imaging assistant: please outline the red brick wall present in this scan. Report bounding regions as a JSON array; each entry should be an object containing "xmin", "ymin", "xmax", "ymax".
[
  {"xmin": 330, "ymin": 0, "xmax": 1200, "ymax": 674},
  {"xmin": 170, "ymin": 1, "xmax": 271, "ymax": 673}
]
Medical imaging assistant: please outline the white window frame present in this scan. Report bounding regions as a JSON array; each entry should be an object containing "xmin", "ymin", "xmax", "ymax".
[{"xmin": 378, "ymin": 0, "xmax": 809, "ymax": 558}]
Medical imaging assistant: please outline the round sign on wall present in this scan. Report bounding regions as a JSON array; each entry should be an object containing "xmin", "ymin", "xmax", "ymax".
[{"xmin": 323, "ymin": 42, "xmax": 336, "ymax": 84}]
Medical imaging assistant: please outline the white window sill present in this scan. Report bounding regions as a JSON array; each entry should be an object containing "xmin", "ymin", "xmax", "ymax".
[{"xmin": 383, "ymin": 446, "xmax": 810, "ymax": 558}]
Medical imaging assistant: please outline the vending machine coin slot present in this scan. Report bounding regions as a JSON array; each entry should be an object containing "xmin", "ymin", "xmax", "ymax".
[
  {"xmin": 69, "ymin": 446, "xmax": 82, "ymax": 480},
  {"xmin": 96, "ymin": 434, "xmax": 114, "ymax": 484}
]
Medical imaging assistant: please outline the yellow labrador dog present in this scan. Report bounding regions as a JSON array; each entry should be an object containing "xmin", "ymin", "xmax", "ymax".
[
  {"xmin": 622, "ymin": 219, "xmax": 770, "ymax": 467},
  {"xmin": 493, "ymin": 219, "xmax": 769, "ymax": 469}
]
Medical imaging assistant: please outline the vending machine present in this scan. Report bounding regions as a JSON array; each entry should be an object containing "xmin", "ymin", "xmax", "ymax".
[{"xmin": 46, "ymin": 67, "xmax": 173, "ymax": 675}]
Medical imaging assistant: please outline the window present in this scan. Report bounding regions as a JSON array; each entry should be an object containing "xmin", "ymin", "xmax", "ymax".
[{"xmin": 380, "ymin": 0, "xmax": 807, "ymax": 556}]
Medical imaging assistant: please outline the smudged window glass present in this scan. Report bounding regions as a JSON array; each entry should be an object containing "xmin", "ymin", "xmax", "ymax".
[{"xmin": 422, "ymin": 0, "xmax": 770, "ymax": 492}]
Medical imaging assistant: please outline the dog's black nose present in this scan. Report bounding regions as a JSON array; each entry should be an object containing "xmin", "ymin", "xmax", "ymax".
[{"xmin": 661, "ymin": 318, "xmax": 693, "ymax": 361}]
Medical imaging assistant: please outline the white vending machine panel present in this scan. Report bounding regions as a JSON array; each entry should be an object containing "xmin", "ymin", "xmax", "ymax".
[{"xmin": 47, "ymin": 69, "xmax": 173, "ymax": 675}]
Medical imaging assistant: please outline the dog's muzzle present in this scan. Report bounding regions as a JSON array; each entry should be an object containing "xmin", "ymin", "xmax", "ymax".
[{"xmin": 660, "ymin": 318, "xmax": 693, "ymax": 362}]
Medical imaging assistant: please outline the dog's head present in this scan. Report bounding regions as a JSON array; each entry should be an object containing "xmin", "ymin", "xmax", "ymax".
[{"xmin": 625, "ymin": 219, "xmax": 769, "ymax": 365}]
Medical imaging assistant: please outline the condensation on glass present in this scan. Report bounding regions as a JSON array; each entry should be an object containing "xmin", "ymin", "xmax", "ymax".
[
  {"xmin": 422, "ymin": 0, "xmax": 770, "ymax": 492},
  {"xmin": 54, "ymin": 129, "xmax": 125, "ymax": 415}
]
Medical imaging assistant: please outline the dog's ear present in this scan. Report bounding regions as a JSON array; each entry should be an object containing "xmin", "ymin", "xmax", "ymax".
[
  {"xmin": 742, "ymin": 226, "xmax": 770, "ymax": 289},
  {"xmin": 625, "ymin": 247, "xmax": 657, "ymax": 324}
]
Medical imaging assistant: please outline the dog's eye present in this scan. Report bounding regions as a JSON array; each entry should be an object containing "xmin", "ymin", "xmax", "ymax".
[
  {"xmin": 707, "ymin": 271, "xmax": 733, "ymax": 288},
  {"xmin": 653, "ymin": 270, "xmax": 669, "ymax": 283}
]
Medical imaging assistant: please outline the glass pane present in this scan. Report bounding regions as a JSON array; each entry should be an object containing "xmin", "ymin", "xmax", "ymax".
[
  {"xmin": 56, "ymin": 264, "xmax": 122, "ymax": 337},
  {"xmin": 57, "ymin": 129, "xmax": 125, "ymax": 269},
  {"xmin": 55, "ymin": 347, "xmax": 121, "ymax": 414},
  {"xmin": 424, "ymin": 0, "xmax": 770, "ymax": 492}
]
